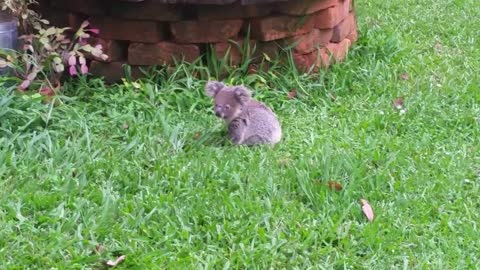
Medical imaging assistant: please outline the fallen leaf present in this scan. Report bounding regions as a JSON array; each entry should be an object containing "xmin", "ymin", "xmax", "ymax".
[
  {"xmin": 122, "ymin": 123, "xmax": 129, "ymax": 130},
  {"xmin": 106, "ymin": 255, "xmax": 125, "ymax": 267},
  {"xmin": 328, "ymin": 93, "xmax": 337, "ymax": 102},
  {"xmin": 399, "ymin": 73, "xmax": 409, "ymax": 81},
  {"xmin": 95, "ymin": 244, "xmax": 105, "ymax": 253},
  {"xmin": 193, "ymin": 132, "xmax": 202, "ymax": 140},
  {"xmin": 327, "ymin": 181, "xmax": 343, "ymax": 191},
  {"xmin": 434, "ymin": 42, "xmax": 442, "ymax": 53},
  {"xmin": 360, "ymin": 199, "xmax": 374, "ymax": 222},
  {"xmin": 287, "ymin": 89, "xmax": 297, "ymax": 99},
  {"xmin": 392, "ymin": 97, "xmax": 404, "ymax": 110}
]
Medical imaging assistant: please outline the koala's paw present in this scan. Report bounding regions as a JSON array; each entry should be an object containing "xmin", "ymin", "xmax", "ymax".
[{"xmin": 228, "ymin": 119, "xmax": 245, "ymax": 144}]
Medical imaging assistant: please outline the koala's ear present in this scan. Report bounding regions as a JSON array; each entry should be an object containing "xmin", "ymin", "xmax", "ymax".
[
  {"xmin": 205, "ymin": 81, "xmax": 224, "ymax": 97},
  {"xmin": 233, "ymin": 86, "xmax": 251, "ymax": 105}
]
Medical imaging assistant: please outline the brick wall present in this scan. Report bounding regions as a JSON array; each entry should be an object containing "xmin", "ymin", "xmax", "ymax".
[{"xmin": 40, "ymin": 0, "xmax": 358, "ymax": 83}]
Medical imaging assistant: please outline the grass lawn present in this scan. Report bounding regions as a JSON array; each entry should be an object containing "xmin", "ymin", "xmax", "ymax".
[{"xmin": 1, "ymin": 0, "xmax": 479, "ymax": 268}]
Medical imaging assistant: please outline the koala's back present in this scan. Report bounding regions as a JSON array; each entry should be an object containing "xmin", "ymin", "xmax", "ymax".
[{"xmin": 236, "ymin": 100, "xmax": 282, "ymax": 145}]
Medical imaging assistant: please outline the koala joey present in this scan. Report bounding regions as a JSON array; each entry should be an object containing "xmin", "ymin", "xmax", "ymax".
[{"xmin": 205, "ymin": 81, "xmax": 282, "ymax": 145}]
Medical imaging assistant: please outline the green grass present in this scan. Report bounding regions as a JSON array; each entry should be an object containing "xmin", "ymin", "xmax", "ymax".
[{"xmin": 1, "ymin": 0, "xmax": 479, "ymax": 268}]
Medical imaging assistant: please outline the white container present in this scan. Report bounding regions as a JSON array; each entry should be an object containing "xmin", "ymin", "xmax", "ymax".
[{"xmin": 0, "ymin": 11, "xmax": 18, "ymax": 75}]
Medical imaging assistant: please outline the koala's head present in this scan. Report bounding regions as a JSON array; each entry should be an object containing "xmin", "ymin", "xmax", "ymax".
[{"xmin": 205, "ymin": 81, "xmax": 251, "ymax": 122}]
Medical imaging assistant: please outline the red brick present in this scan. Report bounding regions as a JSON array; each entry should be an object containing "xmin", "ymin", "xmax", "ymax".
[
  {"xmin": 312, "ymin": 0, "xmax": 351, "ymax": 29},
  {"xmin": 89, "ymin": 61, "xmax": 144, "ymax": 84},
  {"xmin": 50, "ymin": 0, "xmax": 106, "ymax": 15},
  {"xmin": 110, "ymin": 2, "xmax": 182, "ymax": 21},
  {"xmin": 90, "ymin": 17, "xmax": 166, "ymax": 43},
  {"xmin": 128, "ymin": 42, "xmax": 200, "ymax": 65},
  {"xmin": 197, "ymin": 2, "xmax": 272, "ymax": 20},
  {"xmin": 252, "ymin": 41, "xmax": 280, "ymax": 62},
  {"xmin": 170, "ymin": 20, "xmax": 243, "ymax": 43},
  {"xmin": 214, "ymin": 40, "xmax": 255, "ymax": 65},
  {"xmin": 293, "ymin": 48, "xmax": 330, "ymax": 72},
  {"xmin": 331, "ymin": 12, "xmax": 355, "ymax": 42},
  {"xmin": 249, "ymin": 15, "xmax": 314, "ymax": 41},
  {"xmin": 325, "ymin": 38, "xmax": 351, "ymax": 62},
  {"xmin": 293, "ymin": 38, "xmax": 351, "ymax": 72},
  {"xmin": 87, "ymin": 38, "xmax": 127, "ymax": 63},
  {"xmin": 285, "ymin": 28, "xmax": 332, "ymax": 54},
  {"xmin": 275, "ymin": 0, "xmax": 337, "ymax": 15},
  {"xmin": 346, "ymin": 17, "xmax": 358, "ymax": 43}
]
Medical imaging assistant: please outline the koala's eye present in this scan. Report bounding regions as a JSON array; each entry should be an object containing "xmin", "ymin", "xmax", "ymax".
[{"xmin": 224, "ymin": 105, "xmax": 231, "ymax": 110}]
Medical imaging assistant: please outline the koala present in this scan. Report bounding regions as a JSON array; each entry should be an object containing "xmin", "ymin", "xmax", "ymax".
[{"xmin": 205, "ymin": 81, "xmax": 282, "ymax": 145}]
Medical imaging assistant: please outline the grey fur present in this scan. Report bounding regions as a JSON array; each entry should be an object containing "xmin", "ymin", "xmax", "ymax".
[{"xmin": 205, "ymin": 81, "xmax": 282, "ymax": 145}]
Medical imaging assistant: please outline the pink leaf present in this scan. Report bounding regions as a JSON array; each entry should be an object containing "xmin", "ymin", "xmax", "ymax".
[
  {"xmin": 95, "ymin": 44, "xmax": 103, "ymax": 50},
  {"xmin": 80, "ymin": 20, "xmax": 90, "ymax": 29},
  {"xmin": 79, "ymin": 56, "xmax": 86, "ymax": 65},
  {"xmin": 19, "ymin": 79, "xmax": 31, "ymax": 90},
  {"xmin": 87, "ymin": 28, "xmax": 100, "ymax": 34},
  {"xmin": 69, "ymin": 65, "xmax": 77, "ymax": 76},
  {"xmin": 100, "ymin": 54, "xmax": 109, "ymax": 61},
  {"xmin": 360, "ymin": 199, "xmax": 374, "ymax": 222},
  {"xmin": 80, "ymin": 64, "xmax": 88, "ymax": 74},
  {"xmin": 68, "ymin": 55, "xmax": 76, "ymax": 66}
]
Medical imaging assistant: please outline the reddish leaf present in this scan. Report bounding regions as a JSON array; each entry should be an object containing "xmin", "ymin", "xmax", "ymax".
[
  {"xmin": 39, "ymin": 86, "xmax": 55, "ymax": 96},
  {"xmin": 80, "ymin": 64, "xmax": 88, "ymax": 74},
  {"xmin": 392, "ymin": 97, "xmax": 404, "ymax": 110},
  {"xmin": 360, "ymin": 199, "xmax": 374, "ymax": 222},
  {"xmin": 68, "ymin": 55, "xmax": 76, "ymax": 66},
  {"xmin": 327, "ymin": 181, "xmax": 343, "ymax": 191},
  {"xmin": 106, "ymin": 255, "xmax": 125, "ymax": 267},
  {"xmin": 19, "ymin": 79, "xmax": 31, "ymax": 90},
  {"xmin": 69, "ymin": 65, "xmax": 77, "ymax": 76},
  {"xmin": 287, "ymin": 89, "xmax": 297, "ymax": 99}
]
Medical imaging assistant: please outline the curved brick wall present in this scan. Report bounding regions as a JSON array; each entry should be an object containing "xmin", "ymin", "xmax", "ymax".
[{"xmin": 39, "ymin": 0, "xmax": 358, "ymax": 83}]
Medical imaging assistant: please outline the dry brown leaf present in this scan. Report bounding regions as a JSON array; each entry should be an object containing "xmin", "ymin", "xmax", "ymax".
[
  {"xmin": 360, "ymin": 199, "xmax": 374, "ymax": 222},
  {"xmin": 106, "ymin": 255, "xmax": 125, "ymax": 267},
  {"xmin": 122, "ymin": 123, "xmax": 129, "ymax": 130},
  {"xmin": 95, "ymin": 244, "xmax": 105, "ymax": 253},
  {"xmin": 434, "ymin": 42, "xmax": 442, "ymax": 53},
  {"xmin": 287, "ymin": 89, "xmax": 297, "ymax": 99},
  {"xmin": 392, "ymin": 97, "xmax": 404, "ymax": 110},
  {"xmin": 327, "ymin": 181, "xmax": 343, "ymax": 191},
  {"xmin": 399, "ymin": 73, "xmax": 409, "ymax": 81},
  {"xmin": 328, "ymin": 93, "xmax": 337, "ymax": 102},
  {"xmin": 193, "ymin": 132, "xmax": 202, "ymax": 140}
]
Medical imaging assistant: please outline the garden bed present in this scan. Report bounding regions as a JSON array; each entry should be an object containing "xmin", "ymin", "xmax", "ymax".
[{"xmin": 39, "ymin": 0, "xmax": 358, "ymax": 82}]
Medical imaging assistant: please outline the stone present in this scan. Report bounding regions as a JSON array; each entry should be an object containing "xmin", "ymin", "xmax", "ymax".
[
  {"xmin": 170, "ymin": 20, "xmax": 243, "ymax": 43},
  {"xmin": 275, "ymin": 0, "xmax": 337, "ymax": 15},
  {"xmin": 90, "ymin": 17, "xmax": 167, "ymax": 42},
  {"xmin": 128, "ymin": 42, "xmax": 200, "ymax": 65},
  {"xmin": 249, "ymin": 15, "xmax": 314, "ymax": 41}
]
